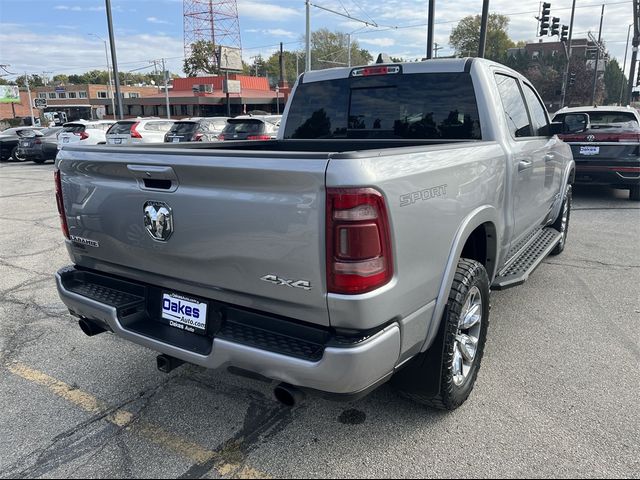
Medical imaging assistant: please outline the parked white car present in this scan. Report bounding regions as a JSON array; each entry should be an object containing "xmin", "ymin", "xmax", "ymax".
[
  {"xmin": 106, "ymin": 118, "xmax": 175, "ymax": 145},
  {"xmin": 57, "ymin": 120, "xmax": 115, "ymax": 149}
]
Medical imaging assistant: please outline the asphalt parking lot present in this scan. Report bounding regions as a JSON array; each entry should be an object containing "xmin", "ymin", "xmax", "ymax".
[{"xmin": 0, "ymin": 161, "xmax": 638, "ymax": 478}]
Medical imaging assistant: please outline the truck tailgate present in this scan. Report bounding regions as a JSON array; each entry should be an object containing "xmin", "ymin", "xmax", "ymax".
[{"xmin": 57, "ymin": 147, "xmax": 330, "ymax": 326}]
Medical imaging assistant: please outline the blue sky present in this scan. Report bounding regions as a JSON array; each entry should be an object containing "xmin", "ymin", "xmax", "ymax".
[{"xmin": 0, "ymin": 0, "xmax": 634, "ymax": 81}]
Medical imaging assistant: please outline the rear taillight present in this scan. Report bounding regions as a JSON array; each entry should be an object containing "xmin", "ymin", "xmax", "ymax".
[
  {"xmin": 615, "ymin": 132, "xmax": 640, "ymax": 142},
  {"xmin": 75, "ymin": 131, "xmax": 89, "ymax": 140},
  {"xmin": 54, "ymin": 170, "xmax": 69, "ymax": 239},
  {"xmin": 193, "ymin": 133, "xmax": 203, "ymax": 141},
  {"xmin": 130, "ymin": 122, "xmax": 142, "ymax": 138},
  {"xmin": 217, "ymin": 134, "xmax": 225, "ymax": 141},
  {"xmin": 247, "ymin": 135, "xmax": 272, "ymax": 140},
  {"xmin": 35, "ymin": 139, "xmax": 42, "ymax": 144},
  {"xmin": 326, "ymin": 188, "xmax": 393, "ymax": 294}
]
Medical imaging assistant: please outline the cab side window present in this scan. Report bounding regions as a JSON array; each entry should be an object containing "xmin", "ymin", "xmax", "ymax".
[
  {"xmin": 522, "ymin": 84, "xmax": 549, "ymax": 136},
  {"xmin": 495, "ymin": 73, "xmax": 532, "ymax": 138}
]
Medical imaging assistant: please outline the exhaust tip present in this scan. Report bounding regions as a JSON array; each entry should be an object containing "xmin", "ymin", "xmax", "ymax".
[
  {"xmin": 78, "ymin": 318, "xmax": 106, "ymax": 337},
  {"xmin": 274, "ymin": 383, "xmax": 304, "ymax": 407}
]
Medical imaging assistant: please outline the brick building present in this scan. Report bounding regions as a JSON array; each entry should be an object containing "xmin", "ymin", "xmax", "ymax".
[
  {"xmin": 32, "ymin": 84, "xmax": 158, "ymax": 121},
  {"xmin": 91, "ymin": 74, "xmax": 285, "ymax": 119},
  {"xmin": 0, "ymin": 90, "xmax": 39, "ymax": 123}
]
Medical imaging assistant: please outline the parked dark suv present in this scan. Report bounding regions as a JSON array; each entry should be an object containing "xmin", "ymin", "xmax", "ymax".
[
  {"xmin": 218, "ymin": 116, "xmax": 280, "ymax": 141},
  {"xmin": 164, "ymin": 117, "xmax": 229, "ymax": 143},
  {"xmin": 553, "ymin": 106, "xmax": 640, "ymax": 201}
]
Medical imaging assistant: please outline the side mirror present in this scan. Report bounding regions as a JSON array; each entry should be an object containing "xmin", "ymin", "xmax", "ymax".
[
  {"xmin": 548, "ymin": 122, "xmax": 563, "ymax": 136},
  {"xmin": 561, "ymin": 113, "xmax": 590, "ymax": 134}
]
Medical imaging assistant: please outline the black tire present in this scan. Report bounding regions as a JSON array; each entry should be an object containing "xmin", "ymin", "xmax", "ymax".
[
  {"xmin": 630, "ymin": 186, "xmax": 640, "ymax": 201},
  {"xmin": 11, "ymin": 146, "xmax": 26, "ymax": 162},
  {"xmin": 550, "ymin": 184, "xmax": 572, "ymax": 255},
  {"xmin": 392, "ymin": 258, "xmax": 490, "ymax": 410}
]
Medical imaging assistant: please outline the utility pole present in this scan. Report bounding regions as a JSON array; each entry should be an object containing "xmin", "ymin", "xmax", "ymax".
[
  {"xmin": 426, "ymin": 0, "xmax": 435, "ymax": 59},
  {"xmin": 347, "ymin": 34, "xmax": 352, "ymax": 67},
  {"xmin": 161, "ymin": 58, "xmax": 170, "ymax": 119},
  {"xmin": 434, "ymin": 43, "xmax": 442, "ymax": 58},
  {"xmin": 627, "ymin": 0, "xmax": 640, "ymax": 104},
  {"xmin": 478, "ymin": 0, "xmax": 490, "ymax": 58},
  {"xmin": 24, "ymin": 73, "xmax": 36, "ymax": 126},
  {"xmin": 591, "ymin": 4, "xmax": 605, "ymax": 106},
  {"xmin": 560, "ymin": 0, "xmax": 577, "ymax": 108},
  {"xmin": 89, "ymin": 33, "xmax": 116, "ymax": 119},
  {"xmin": 620, "ymin": 24, "xmax": 633, "ymax": 104},
  {"xmin": 305, "ymin": 0, "xmax": 311, "ymax": 71},
  {"xmin": 105, "ymin": 0, "xmax": 123, "ymax": 119}
]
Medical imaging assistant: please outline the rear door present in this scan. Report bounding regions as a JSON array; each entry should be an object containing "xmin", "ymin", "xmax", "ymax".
[
  {"xmin": 494, "ymin": 73, "xmax": 549, "ymax": 244},
  {"xmin": 58, "ymin": 149, "xmax": 331, "ymax": 326}
]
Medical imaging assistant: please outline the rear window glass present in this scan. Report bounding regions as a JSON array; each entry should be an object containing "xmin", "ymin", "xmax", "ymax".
[
  {"xmin": 62, "ymin": 124, "xmax": 86, "ymax": 133},
  {"xmin": 222, "ymin": 120, "xmax": 264, "ymax": 134},
  {"xmin": 145, "ymin": 121, "xmax": 174, "ymax": 132},
  {"xmin": 169, "ymin": 122, "xmax": 198, "ymax": 134},
  {"xmin": 554, "ymin": 111, "xmax": 638, "ymax": 126},
  {"xmin": 283, "ymin": 72, "xmax": 482, "ymax": 140},
  {"xmin": 41, "ymin": 127, "xmax": 62, "ymax": 136},
  {"xmin": 107, "ymin": 122, "xmax": 136, "ymax": 135}
]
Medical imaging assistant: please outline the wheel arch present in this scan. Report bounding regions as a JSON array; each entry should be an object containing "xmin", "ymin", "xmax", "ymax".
[{"xmin": 420, "ymin": 206, "xmax": 499, "ymax": 353}]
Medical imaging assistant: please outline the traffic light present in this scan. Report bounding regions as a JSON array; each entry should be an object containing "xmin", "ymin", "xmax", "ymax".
[
  {"xmin": 569, "ymin": 72, "xmax": 576, "ymax": 86},
  {"xmin": 561, "ymin": 25, "xmax": 569, "ymax": 42},
  {"xmin": 551, "ymin": 17, "xmax": 560, "ymax": 36},
  {"xmin": 540, "ymin": 3, "xmax": 551, "ymax": 36}
]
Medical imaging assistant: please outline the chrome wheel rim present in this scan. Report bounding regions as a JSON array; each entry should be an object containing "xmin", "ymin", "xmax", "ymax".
[{"xmin": 452, "ymin": 286, "xmax": 482, "ymax": 387}]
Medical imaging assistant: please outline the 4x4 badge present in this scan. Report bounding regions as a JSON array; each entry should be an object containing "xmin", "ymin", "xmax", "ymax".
[{"xmin": 260, "ymin": 274, "xmax": 312, "ymax": 290}]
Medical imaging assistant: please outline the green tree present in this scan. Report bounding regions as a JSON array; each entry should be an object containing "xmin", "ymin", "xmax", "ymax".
[
  {"xmin": 264, "ymin": 51, "xmax": 303, "ymax": 85},
  {"xmin": 449, "ymin": 14, "xmax": 515, "ymax": 61},
  {"xmin": 52, "ymin": 74, "xmax": 69, "ymax": 84},
  {"xmin": 183, "ymin": 40, "xmax": 218, "ymax": 76},
  {"xmin": 309, "ymin": 28, "xmax": 372, "ymax": 70},
  {"xmin": 604, "ymin": 59, "xmax": 627, "ymax": 105},
  {"xmin": 15, "ymin": 74, "xmax": 45, "ymax": 87},
  {"xmin": 564, "ymin": 56, "xmax": 605, "ymax": 106}
]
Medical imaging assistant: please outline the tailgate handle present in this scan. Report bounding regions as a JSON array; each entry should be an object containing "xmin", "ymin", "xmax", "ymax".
[{"xmin": 127, "ymin": 164, "xmax": 178, "ymax": 192}]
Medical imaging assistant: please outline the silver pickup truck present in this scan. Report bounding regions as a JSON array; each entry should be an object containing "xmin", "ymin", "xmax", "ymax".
[{"xmin": 55, "ymin": 58, "xmax": 575, "ymax": 410}]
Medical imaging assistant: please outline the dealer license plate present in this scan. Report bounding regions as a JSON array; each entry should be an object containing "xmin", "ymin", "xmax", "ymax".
[
  {"xmin": 22, "ymin": 141, "xmax": 30, "ymax": 147},
  {"xmin": 172, "ymin": 137, "xmax": 180, "ymax": 143},
  {"xmin": 161, "ymin": 292, "xmax": 208, "ymax": 334},
  {"xmin": 579, "ymin": 146, "xmax": 599, "ymax": 156}
]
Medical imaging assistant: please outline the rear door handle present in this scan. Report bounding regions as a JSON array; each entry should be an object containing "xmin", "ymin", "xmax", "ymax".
[{"xmin": 518, "ymin": 159, "xmax": 533, "ymax": 172}]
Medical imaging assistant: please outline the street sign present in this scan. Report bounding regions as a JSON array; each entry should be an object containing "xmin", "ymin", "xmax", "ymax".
[
  {"xmin": 34, "ymin": 98, "xmax": 47, "ymax": 109},
  {"xmin": 223, "ymin": 79, "xmax": 241, "ymax": 94}
]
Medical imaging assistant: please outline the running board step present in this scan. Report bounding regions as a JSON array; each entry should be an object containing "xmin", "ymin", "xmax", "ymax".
[{"xmin": 492, "ymin": 227, "xmax": 561, "ymax": 290}]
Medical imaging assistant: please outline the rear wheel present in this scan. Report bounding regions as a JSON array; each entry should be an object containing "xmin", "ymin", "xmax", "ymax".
[
  {"xmin": 630, "ymin": 186, "xmax": 640, "ymax": 201},
  {"xmin": 11, "ymin": 146, "xmax": 27, "ymax": 162},
  {"xmin": 393, "ymin": 258, "xmax": 490, "ymax": 410}
]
